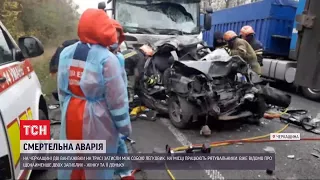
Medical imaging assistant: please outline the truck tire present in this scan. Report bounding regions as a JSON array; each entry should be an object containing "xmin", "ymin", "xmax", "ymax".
[{"xmin": 301, "ymin": 87, "xmax": 320, "ymax": 101}]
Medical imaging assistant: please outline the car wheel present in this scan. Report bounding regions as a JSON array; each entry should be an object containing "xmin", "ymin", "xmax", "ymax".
[
  {"xmin": 39, "ymin": 108, "xmax": 53, "ymax": 140},
  {"xmin": 301, "ymin": 87, "xmax": 320, "ymax": 101},
  {"xmin": 168, "ymin": 95, "xmax": 191, "ymax": 129}
]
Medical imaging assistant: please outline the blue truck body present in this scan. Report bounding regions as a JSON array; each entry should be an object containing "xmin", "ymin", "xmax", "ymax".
[
  {"xmin": 201, "ymin": 0, "xmax": 299, "ymax": 57},
  {"xmin": 201, "ymin": 0, "xmax": 320, "ymax": 100}
]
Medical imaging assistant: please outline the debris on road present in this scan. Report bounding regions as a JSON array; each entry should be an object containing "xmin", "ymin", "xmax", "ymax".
[
  {"xmin": 266, "ymin": 169, "xmax": 273, "ymax": 175},
  {"xmin": 313, "ymin": 148, "xmax": 320, "ymax": 154},
  {"xmin": 235, "ymin": 142, "xmax": 244, "ymax": 147},
  {"xmin": 287, "ymin": 155, "xmax": 295, "ymax": 159},
  {"xmin": 310, "ymin": 152, "xmax": 320, "ymax": 158},
  {"xmin": 263, "ymin": 146, "xmax": 276, "ymax": 154},
  {"xmin": 200, "ymin": 125, "xmax": 211, "ymax": 136},
  {"xmin": 279, "ymin": 109, "xmax": 320, "ymax": 134}
]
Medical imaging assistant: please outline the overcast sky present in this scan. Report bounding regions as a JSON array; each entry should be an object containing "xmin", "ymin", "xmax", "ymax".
[{"xmin": 73, "ymin": 0, "xmax": 111, "ymax": 14}]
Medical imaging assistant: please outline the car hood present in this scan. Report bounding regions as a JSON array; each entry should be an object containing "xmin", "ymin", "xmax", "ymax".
[
  {"xmin": 174, "ymin": 59, "xmax": 236, "ymax": 78},
  {"xmin": 177, "ymin": 60, "xmax": 213, "ymax": 75}
]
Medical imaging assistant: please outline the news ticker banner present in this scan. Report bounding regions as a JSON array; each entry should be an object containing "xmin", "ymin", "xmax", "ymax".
[
  {"xmin": 21, "ymin": 140, "xmax": 107, "ymax": 154},
  {"xmin": 21, "ymin": 153, "xmax": 275, "ymax": 170},
  {"xmin": 20, "ymin": 120, "xmax": 304, "ymax": 171}
]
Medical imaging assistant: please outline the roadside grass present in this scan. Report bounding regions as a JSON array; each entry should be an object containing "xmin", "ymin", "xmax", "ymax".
[{"xmin": 31, "ymin": 48, "xmax": 56, "ymax": 100}]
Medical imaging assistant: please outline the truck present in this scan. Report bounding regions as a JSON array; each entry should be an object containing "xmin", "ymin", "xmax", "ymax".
[
  {"xmin": 97, "ymin": 0, "xmax": 212, "ymax": 49},
  {"xmin": 200, "ymin": 0, "xmax": 320, "ymax": 101}
]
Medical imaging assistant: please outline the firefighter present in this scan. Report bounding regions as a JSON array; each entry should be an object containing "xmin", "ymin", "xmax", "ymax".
[
  {"xmin": 223, "ymin": 30, "xmax": 262, "ymax": 75},
  {"xmin": 240, "ymin": 25, "xmax": 264, "ymax": 66},
  {"xmin": 122, "ymin": 45, "xmax": 155, "ymax": 119},
  {"xmin": 123, "ymin": 45, "xmax": 154, "ymax": 100}
]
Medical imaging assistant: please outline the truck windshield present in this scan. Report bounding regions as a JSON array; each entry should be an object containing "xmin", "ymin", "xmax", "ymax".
[{"xmin": 115, "ymin": 0, "xmax": 200, "ymax": 35}]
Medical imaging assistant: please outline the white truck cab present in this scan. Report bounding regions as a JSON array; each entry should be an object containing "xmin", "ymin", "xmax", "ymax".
[
  {"xmin": 0, "ymin": 21, "xmax": 48, "ymax": 180},
  {"xmin": 99, "ymin": 0, "xmax": 212, "ymax": 49}
]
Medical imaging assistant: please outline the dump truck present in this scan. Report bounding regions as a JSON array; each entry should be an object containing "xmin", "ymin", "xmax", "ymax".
[
  {"xmin": 201, "ymin": 0, "xmax": 320, "ymax": 101},
  {"xmin": 98, "ymin": 0, "xmax": 212, "ymax": 49}
]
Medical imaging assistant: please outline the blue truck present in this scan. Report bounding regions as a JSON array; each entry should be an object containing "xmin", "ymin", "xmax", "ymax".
[{"xmin": 201, "ymin": 0, "xmax": 320, "ymax": 101}]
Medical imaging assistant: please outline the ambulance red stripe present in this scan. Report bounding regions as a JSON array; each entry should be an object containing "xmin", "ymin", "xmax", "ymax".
[
  {"xmin": 7, "ymin": 118, "xmax": 18, "ymax": 128},
  {"xmin": 0, "ymin": 60, "xmax": 34, "ymax": 94},
  {"xmin": 18, "ymin": 169, "xmax": 31, "ymax": 180}
]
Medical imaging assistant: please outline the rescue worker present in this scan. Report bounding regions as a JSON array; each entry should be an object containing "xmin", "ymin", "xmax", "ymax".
[
  {"xmin": 49, "ymin": 39, "xmax": 79, "ymax": 75},
  {"xmin": 49, "ymin": 39, "xmax": 79, "ymax": 102},
  {"xmin": 223, "ymin": 30, "xmax": 262, "ymax": 74},
  {"xmin": 109, "ymin": 18, "xmax": 127, "ymax": 83},
  {"xmin": 122, "ymin": 45, "xmax": 154, "ymax": 119},
  {"xmin": 213, "ymin": 32, "xmax": 227, "ymax": 49},
  {"xmin": 122, "ymin": 45, "xmax": 154, "ymax": 100},
  {"xmin": 213, "ymin": 31, "xmax": 232, "ymax": 54},
  {"xmin": 240, "ymin": 25, "xmax": 264, "ymax": 66},
  {"xmin": 57, "ymin": 9, "xmax": 132, "ymax": 180},
  {"xmin": 109, "ymin": 18, "xmax": 135, "ymax": 180}
]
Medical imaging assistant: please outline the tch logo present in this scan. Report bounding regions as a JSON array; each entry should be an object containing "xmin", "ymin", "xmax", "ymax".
[{"xmin": 20, "ymin": 120, "xmax": 51, "ymax": 140}]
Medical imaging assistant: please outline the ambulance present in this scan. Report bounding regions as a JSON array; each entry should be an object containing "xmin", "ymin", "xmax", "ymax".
[{"xmin": 0, "ymin": 21, "xmax": 49, "ymax": 179}]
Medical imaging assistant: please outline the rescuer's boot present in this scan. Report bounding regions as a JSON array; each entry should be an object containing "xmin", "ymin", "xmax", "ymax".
[
  {"xmin": 200, "ymin": 125, "xmax": 211, "ymax": 136},
  {"xmin": 130, "ymin": 106, "xmax": 147, "ymax": 121}
]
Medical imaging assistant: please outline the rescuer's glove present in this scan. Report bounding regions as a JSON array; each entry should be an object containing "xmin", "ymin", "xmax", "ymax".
[{"xmin": 145, "ymin": 75, "xmax": 157, "ymax": 86}]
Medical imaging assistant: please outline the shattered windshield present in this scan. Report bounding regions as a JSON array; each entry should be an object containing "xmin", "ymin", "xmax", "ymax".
[{"xmin": 115, "ymin": 0, "xmax": 200, "ymax": 35}]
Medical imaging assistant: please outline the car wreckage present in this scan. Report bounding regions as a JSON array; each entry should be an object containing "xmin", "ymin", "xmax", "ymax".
[{"xmin": 134, "ymin": 36, "xmax": 292, "ymax": 129}]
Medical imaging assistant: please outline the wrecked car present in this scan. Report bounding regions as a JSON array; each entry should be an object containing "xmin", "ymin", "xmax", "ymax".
[
  {"xmin": 134, "ymin": 36, "xmax": 209, "ymax": 115},
  {"xmin": 132, "ymin": 37, "xmax": 291, "ymax": 129},
  {"xmin": 165, "ymin": 53, "xmax": 268, "ymax": 128},
  {"xmin": 165, "ymin": 49, "xmax": 292, "ymax": 129}
]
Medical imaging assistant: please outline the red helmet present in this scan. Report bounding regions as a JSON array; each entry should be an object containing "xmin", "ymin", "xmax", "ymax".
[
  {"xmin": 223, "ymin": 31, "xmax": 237, "ymax": 41},
  {"xmin": 240, "ymin": 25, "xmax": 255, "ymax": 38}
]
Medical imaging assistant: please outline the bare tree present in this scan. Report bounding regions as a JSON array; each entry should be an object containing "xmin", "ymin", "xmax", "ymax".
[
  {"xmin": 200, "ymin": 0, "xmax": 252, "ymax": 12},
  {"xmin": 225, "ymin": 0, "xmax": 231, "ymax": 8}
]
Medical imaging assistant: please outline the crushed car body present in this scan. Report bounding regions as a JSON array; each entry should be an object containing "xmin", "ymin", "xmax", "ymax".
[{"xmin": 130, "ymin": 37, "xmax": 292, "ymax": 129}]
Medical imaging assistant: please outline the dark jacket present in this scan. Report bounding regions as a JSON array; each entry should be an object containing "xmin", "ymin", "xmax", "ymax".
[
  {"xmin": 123, "ymin": 49, "xmax": 145, "ymax": 76},
  {"xmin": 213, "ymin": 31, "xmax": 227, "ymax": 49},
  {"xmin": 49, "ymin": 39, "xmax": 79, "ymax": 73},
  {"xmin": 122, "ymin": 49, "xmax": 146, "ymax": 91},
  {"xmin": 247, "ymin": 37, "xmax": 264, "ymax": 66}
]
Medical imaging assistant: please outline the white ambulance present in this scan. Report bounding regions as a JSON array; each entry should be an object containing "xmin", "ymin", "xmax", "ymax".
[{"xmin": 0, "ymin": 21, "xmax": 49, "ymax": 179}]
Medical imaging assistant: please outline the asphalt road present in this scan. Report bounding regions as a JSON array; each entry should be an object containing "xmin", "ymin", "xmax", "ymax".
[{"xmin": 31, "ymin": 88, "xmax": 320, "ymax": 180}]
